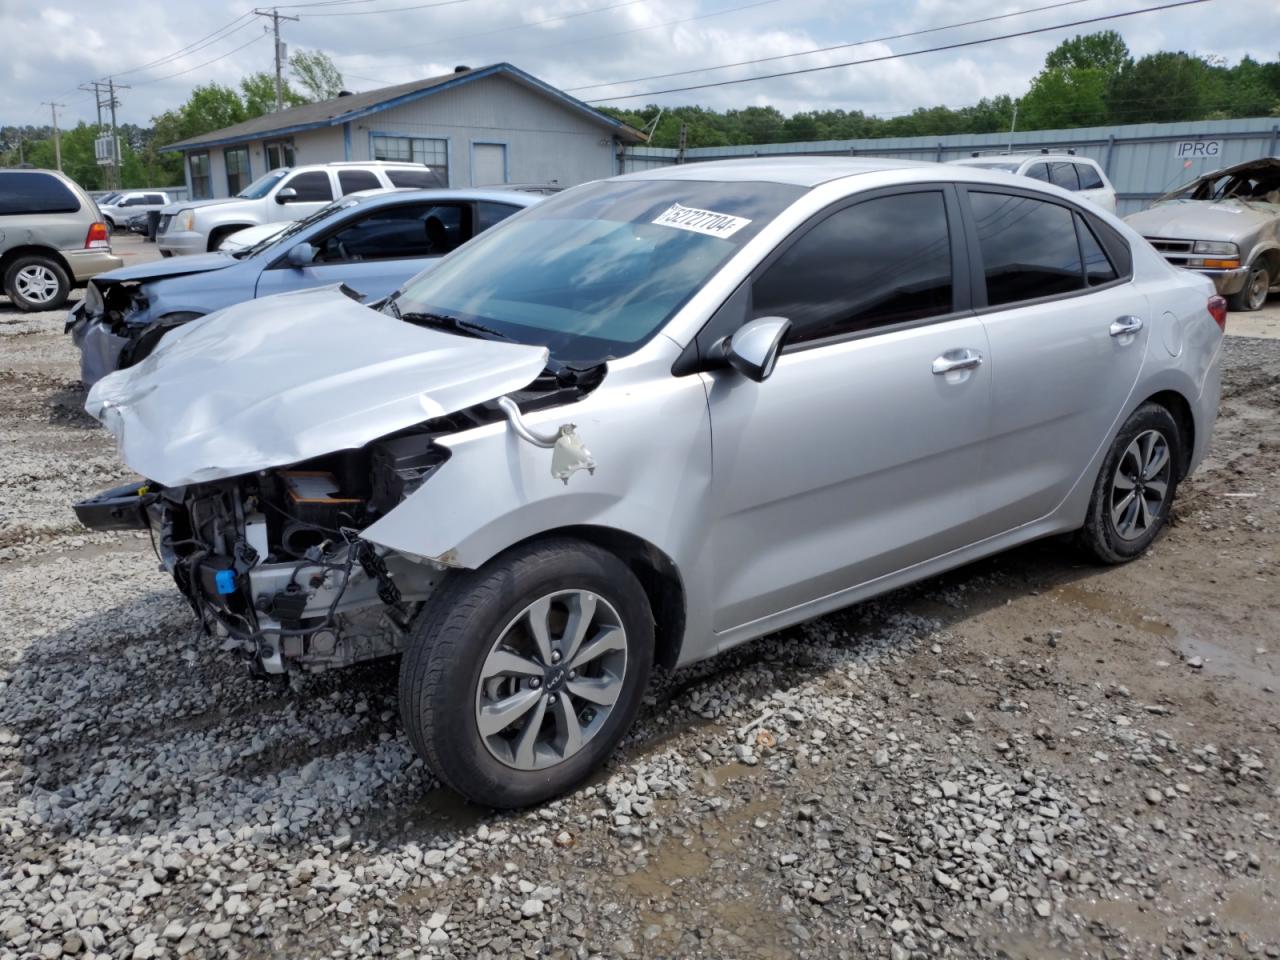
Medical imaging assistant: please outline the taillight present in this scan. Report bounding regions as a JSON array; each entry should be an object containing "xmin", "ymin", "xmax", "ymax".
[
  {"xmin": 1207, "ymin": 295, "xmax": 1227, "ymax": 332},
  {"xmin": 85, "ymin": 222, "xmax": 109, "ymax": 249}
]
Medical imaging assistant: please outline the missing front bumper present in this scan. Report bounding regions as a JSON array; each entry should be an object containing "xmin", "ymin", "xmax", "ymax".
[{"xmin": 73, "ymin": 481, "xmax": 156, "ymax": 531}]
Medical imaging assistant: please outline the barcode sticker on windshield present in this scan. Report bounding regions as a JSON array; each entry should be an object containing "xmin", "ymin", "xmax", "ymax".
[{"xmin": 652, "ymin": 203, "xmax": 751, "ymax": 238}]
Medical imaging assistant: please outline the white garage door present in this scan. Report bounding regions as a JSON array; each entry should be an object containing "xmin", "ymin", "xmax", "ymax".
[{"xmin": 473, "ymin": 143, "xmax": 507, "ymax": 186}]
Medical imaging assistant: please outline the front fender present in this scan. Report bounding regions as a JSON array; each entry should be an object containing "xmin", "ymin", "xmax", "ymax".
[{"xmin": 361, "ymin": 359, "xmax": 713, "ymax": 574}]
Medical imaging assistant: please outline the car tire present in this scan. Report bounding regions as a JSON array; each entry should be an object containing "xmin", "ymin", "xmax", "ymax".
[
  {"xmin": 1228, "ymin": 262, "xmax": 1270, "ymax": 312},
  {"xmin": 400, "ymin": 538, "xmax": 654, "ymax": 808},
  {"xmin": 1077, "ymin": 402, "xmax": 1182, "ymax": 564},
  {"xmin": 3, "ymin": 254, "xmax": 70, "ymax": 312}
]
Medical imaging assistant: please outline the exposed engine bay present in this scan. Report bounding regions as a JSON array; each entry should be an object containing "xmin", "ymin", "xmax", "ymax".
[{"xmin": 77, "ymin": 365, "xmax": 603, "ymax": 676}]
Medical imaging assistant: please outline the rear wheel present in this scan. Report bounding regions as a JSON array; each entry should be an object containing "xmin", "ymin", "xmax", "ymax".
[
  {"xmin": 400, "ymin": 539, "xmax": 653, "ymax": 808},
  {"xmin": 1077, "ymin": 402, "xmax": 1181, "ymax": 564},
  {"xmin": 4, "ymin": 255, "xmax": 70, "ymax": 312},
  {"xmin": 1228, "ymin": 262, "xmax": 1270, "ymax": 312}
]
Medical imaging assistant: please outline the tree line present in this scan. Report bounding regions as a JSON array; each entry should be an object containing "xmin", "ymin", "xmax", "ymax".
[
  {"xmin": 600, "ymin": 33, "xmax": 1280, "ymax": 148},
  {"xmin": 0, "ymin": 50, "xmax": 345, "ymax": 189},
  {"xmin": 2, "ymin": 34, "xmax": 1278, "ymax": 186}
]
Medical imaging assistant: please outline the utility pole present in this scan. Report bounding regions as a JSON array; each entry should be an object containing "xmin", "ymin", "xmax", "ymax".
[
  {"xmin": 80, "ymin": 78, "xmax": 128, "ymax": 188},
  {"xmin": 42, "ymin": 102, "xmax": 65, "ymax": 171},
  {"xmin": 255, "ymin": 8, "xmax": 299, "ymax": 111}
]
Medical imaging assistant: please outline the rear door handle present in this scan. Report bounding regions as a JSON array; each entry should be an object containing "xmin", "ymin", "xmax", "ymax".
[
  {"xmin": 932, "ymin": 349, "xmax": 984, "ymax": 375},
  {"xmin": 1109, "ymin": 315, "xmax": 1144, "ymax": 337}
]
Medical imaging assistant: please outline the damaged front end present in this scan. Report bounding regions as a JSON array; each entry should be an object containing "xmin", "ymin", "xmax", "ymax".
[{"xmin": 68, "ymin": 280, "xmax": 163, "ymax": 386}]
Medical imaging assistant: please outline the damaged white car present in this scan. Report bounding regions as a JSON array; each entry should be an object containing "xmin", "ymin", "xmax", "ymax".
[{"xmin": 77, "ymin": 159, "xmax": 1224, "ymax": 806}]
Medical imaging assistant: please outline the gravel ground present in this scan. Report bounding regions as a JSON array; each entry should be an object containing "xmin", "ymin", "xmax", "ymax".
[{"xmin": 2, "ymin": 259, "xmax": 1279, "ymax": 959}]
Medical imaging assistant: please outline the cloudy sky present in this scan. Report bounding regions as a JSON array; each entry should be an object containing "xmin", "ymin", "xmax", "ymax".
[{"xmin": 1, "ymin": 0, "xmax": 1272, "ymax": 130}]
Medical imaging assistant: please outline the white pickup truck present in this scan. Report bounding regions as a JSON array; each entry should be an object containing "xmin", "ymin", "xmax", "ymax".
[{"xmin": 156, "ymin": 161, "xmax": 443, "ymax": 256}]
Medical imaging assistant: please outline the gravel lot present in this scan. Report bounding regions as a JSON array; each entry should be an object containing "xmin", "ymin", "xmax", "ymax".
[{"xmin": 2, "ymin": 240, "xmax": 1278, "ymax": 959}]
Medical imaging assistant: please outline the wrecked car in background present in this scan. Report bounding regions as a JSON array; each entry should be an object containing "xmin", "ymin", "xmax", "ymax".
[
  {"xmin": 1126, "ymin": 156, "xmax": 1280, "ymax": 311},
  {"xmin": 66, "ymin": 188, "xmax": 538, "ymax": 386},
  {"xmin": 76, "ymin": 158, "xmax": 1224, "ymax": 807}
]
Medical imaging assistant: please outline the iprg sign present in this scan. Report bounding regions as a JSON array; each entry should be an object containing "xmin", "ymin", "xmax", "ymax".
[{"xmin": 1174, "ymin": 139, "xmax": 1222, "ymax": 159}]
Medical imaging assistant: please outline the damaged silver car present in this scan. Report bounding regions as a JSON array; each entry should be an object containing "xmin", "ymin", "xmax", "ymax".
[
  {"xmin": 77, "ymin": 159, "xmax": 1224, "ymax": 806},
  {"xmin": 1125, "ymin": 156, "xmax": 1280, "ymax": 311}
]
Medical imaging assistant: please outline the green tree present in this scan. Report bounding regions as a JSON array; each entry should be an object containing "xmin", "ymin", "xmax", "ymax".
[
  {"xmin": 240, "ymin": 71, "xmax": 306, "ymax": 115},
  {"xmin": 1106, "ymin": 52, "xmax": 1211, "ymax": 123},
  {"xmin": 1044, "ymin": 30, "xmax": 1131, "ymax": 74},
  {"xmin": 290, "ymin": 49, "xmax": 345, "ymax": 101}
]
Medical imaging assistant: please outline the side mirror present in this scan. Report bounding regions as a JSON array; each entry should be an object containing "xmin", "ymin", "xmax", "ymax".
[
  {"xmin": 285, "ymin": 242, "xmax": 316, "ymax": 267},
  {"xmin": 717, "ymin": 316, "xmax": 791, "ymax": 382},
  {"xmin": 275, "ymin": 187, "xmax": 298, "ymax": 205}
]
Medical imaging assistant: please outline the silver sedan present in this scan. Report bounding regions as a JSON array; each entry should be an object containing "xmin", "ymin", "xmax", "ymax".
[{"xmin": 78, "ymin": 157, "xmax": 1225, "ymax": 806}]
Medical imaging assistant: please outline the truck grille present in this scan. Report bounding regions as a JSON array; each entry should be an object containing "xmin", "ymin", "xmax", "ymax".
[{"xmin": 1144, "ymin": 236, "xmax": 1195, "ymax": 266}]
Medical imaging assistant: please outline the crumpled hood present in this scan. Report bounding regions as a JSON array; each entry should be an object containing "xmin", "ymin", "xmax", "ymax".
[
  {"xmin": 92, "ymin": 251, "xmax": 239, "ymax": 286},
  {"xmin": 1126, "ymin": 199, "xmax": 1279, "ymax": 242},
  {"xmin": 85, "ymin": 286, "xmax": 550, "ymax": 486}
]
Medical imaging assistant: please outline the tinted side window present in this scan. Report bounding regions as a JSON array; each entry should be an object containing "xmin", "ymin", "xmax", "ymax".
[
  {"xmin": 475, "ymin": 201, "xmax": 521, "ymax": 232},
  {"xmin": 0, "ymin": 172, "xmax": 81, "ymax": 215},
  {"xmin": 338, "ymin": 169, "xmax": 381, "ymax": 195},
  {"xmin": 1076, "ymin": 163, "xmax": 1104, "ymax": 190},
  {"xmin": 1049, "ymin": 163, "xmax": 1079, "ymax": 191},
  {"xmin": 316, "ymin": 202, "xmax": 469, "ymax": 262},
  {"xmin": 1077, "ymin": 214, "xmax": 1117, "ymax": 286},
  {"xmin": 970, "ymin": 191, "xmax": 1083, "ymax": 306},
  {"xmin": 284, "ymin": 171, "xmax": 333, "ymax": 202},
  {"xmin": 1024, "ymin": 163, "xmax": 1051, "ymax": 182},
  {"xmin": 144, "ymin": 194, "xmax": 166, "ymax": 204},
  {"xmin": 387, "ymin": 168, "xmax": 447, "ymax": 189},
  {"xmin": 753, "ymin": 191, "xmax": 953, "ymax": 346}
]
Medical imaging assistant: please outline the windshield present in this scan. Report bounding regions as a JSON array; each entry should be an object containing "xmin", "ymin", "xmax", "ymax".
[
  {"xmin": 98, "ymin": 192, "xmax": 120, "ymax": 205},
  {"xmin": 234, "ymin": 196, "xmax": 361, "ymax": 258},
  {"xmin": 236, "ymin": 169, "xmax": 290, "ymax": 200},
  {"xmin": 390, "ymin": 178, "xmax": 805, "ymax": 364}
]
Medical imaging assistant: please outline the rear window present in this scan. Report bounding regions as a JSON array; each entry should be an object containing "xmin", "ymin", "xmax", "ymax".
[
  {"xmin": 338, "ymin": 169, "xmax": 381, "ymax": 195},
  {"xmin": 969, "ymin": 191, "xmax": 1084, "ymax": 306},
  {"xmin": 387, "ymin": 168, "xmax": 446, "ymax": 189},
  {"xmin": 1076, "ymin": 163, "xmax": 1104, "ymax": 190},
  {"xmin": 0, "ymin": 172, "xmax": 81, "ymax": 215}
]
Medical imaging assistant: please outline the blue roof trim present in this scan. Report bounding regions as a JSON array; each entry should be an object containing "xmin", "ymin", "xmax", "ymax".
[{"xmin": 160, "ymin": 63, "xmax": 642, "ymax": 153}]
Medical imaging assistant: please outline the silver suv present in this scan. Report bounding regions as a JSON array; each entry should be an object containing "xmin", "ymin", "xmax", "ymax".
[
  {"xmin": 0, "ymin": 169, "xmax": 122, "ymax": 312},
  {"xmin": 157, "ymin": 161, "xmax": 444, "ymax": 256}
]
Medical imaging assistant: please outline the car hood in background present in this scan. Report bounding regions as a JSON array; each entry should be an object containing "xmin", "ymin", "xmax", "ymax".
[
  {"xmin": 1126, "ymin": 199, "xmax": 1280, "ymax": 242},
  {"xmin": 91, "ymin": 252, "xmax": 241, "ymax": 286},
  {"xmin": 85, "ymin": 286, "xmax": 550, "ymax": 487},
  {"xmin": 159, "ymin": 197, "xmax": 238, "ymax": 215}
]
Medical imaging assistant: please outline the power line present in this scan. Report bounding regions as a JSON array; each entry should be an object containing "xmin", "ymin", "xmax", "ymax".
[
  {"xmin": 566, "ymin": 0, "xmax": 1097, "ymax": 93},
  {"xmin": 343, "ymin": 0, "xmax": 649, "ymax": 57},
  {"xmin": 112, "ymin": 13, "xmax": 258, "ymax": 79},
  {"xmin": 303, "ymin": 0, "xmax": 471, "ymax": 16},
  {"xmin": 130, "ymin": 33, "xmax": 272, "ymax": 86},
  {"xmin": 586, "ymin": 0, "xmax": 1215, "ymax": 102}
]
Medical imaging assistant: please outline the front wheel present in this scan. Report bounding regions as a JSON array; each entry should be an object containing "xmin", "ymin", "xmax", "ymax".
[
  {"xmin": 1077, "ymin": 402, "xmax": 1182, "ymax": 564},
  {"xmin": 1228, "ymin": 262, "xmax": 1270, "ymax": 312},
  {"xmin": 400, "ymin": 539, "xmax": 654, "ymax": 808}
]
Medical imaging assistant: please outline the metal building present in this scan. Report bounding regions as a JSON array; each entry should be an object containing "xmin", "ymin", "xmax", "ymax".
[
  {"xmin": 623, "ymin": 116, "xmax": 1280, "ymax": 217},
  {"xmin": 160, "ymin": 63, "xmax": 646, "ymax": 199}
]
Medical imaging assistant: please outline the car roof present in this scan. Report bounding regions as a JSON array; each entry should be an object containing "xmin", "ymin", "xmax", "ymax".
[{"xmin": 617, "ymin": 156, "xmax": 937, "ymax": 187}]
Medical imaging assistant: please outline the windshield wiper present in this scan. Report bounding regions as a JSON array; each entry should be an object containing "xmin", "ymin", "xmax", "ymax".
[{"xmin": 399, "ymin": 311, "xmax": 510, "ymax": 341}]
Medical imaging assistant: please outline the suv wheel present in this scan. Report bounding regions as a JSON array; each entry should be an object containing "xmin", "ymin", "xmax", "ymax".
[
  {"xmin": 1228, "ymin": 262, "xmax": 1270, "ymax": 312},
  {"xmin": 400, "ymin": 539, "xmax": 653, "ymax": 807},
  {"xmin": 4, "ymin": 255, "xmax": 70, "ymax": 312},
  {"xmin": 1077, "ymin": 402, "xmax": 1181, "ymax": 564}
]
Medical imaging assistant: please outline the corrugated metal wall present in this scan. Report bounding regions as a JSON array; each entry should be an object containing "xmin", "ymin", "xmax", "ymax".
[{"xmin": 623, "ymin": 116, "xmax": 1280, "ymax": 216}]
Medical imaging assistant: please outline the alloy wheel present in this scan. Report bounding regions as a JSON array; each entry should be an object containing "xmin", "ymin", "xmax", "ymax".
[
  {"xmin": 14, "ymin": 265, "xmax": 60, "ymax": 305},
  {"xmin": 1110, "ymin": 429, "xmax": 1172, "ymax": 541},
  {"xmin": 475, "ymin": 589, "xmax": 628, "ymax": 770}
]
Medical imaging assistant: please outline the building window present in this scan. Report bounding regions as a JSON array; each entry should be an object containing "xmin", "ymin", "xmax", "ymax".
[
  {"xmin": 224, "ymin": 147, "xmax": 252, "ymax": 195},
  {"xmin": 188, "ymin": 153, "xmax": 212, "ymax": 199},
  {"xmin": 265, "ymin": 140, "xmax": 295, "ymax": 170},
  {"xmin": 372, "ymin": 135, "xmax": 448, "ymax": 185}
]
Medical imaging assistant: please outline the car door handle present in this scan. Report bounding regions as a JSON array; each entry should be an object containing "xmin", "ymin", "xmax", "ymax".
[
  {"xmin": 1109, "ymin": 315, "xmax": 1144, "ymax": 337},
  {"xmin": 932, "ymin": 349, "xmax": 984, "ymax": 375}
]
